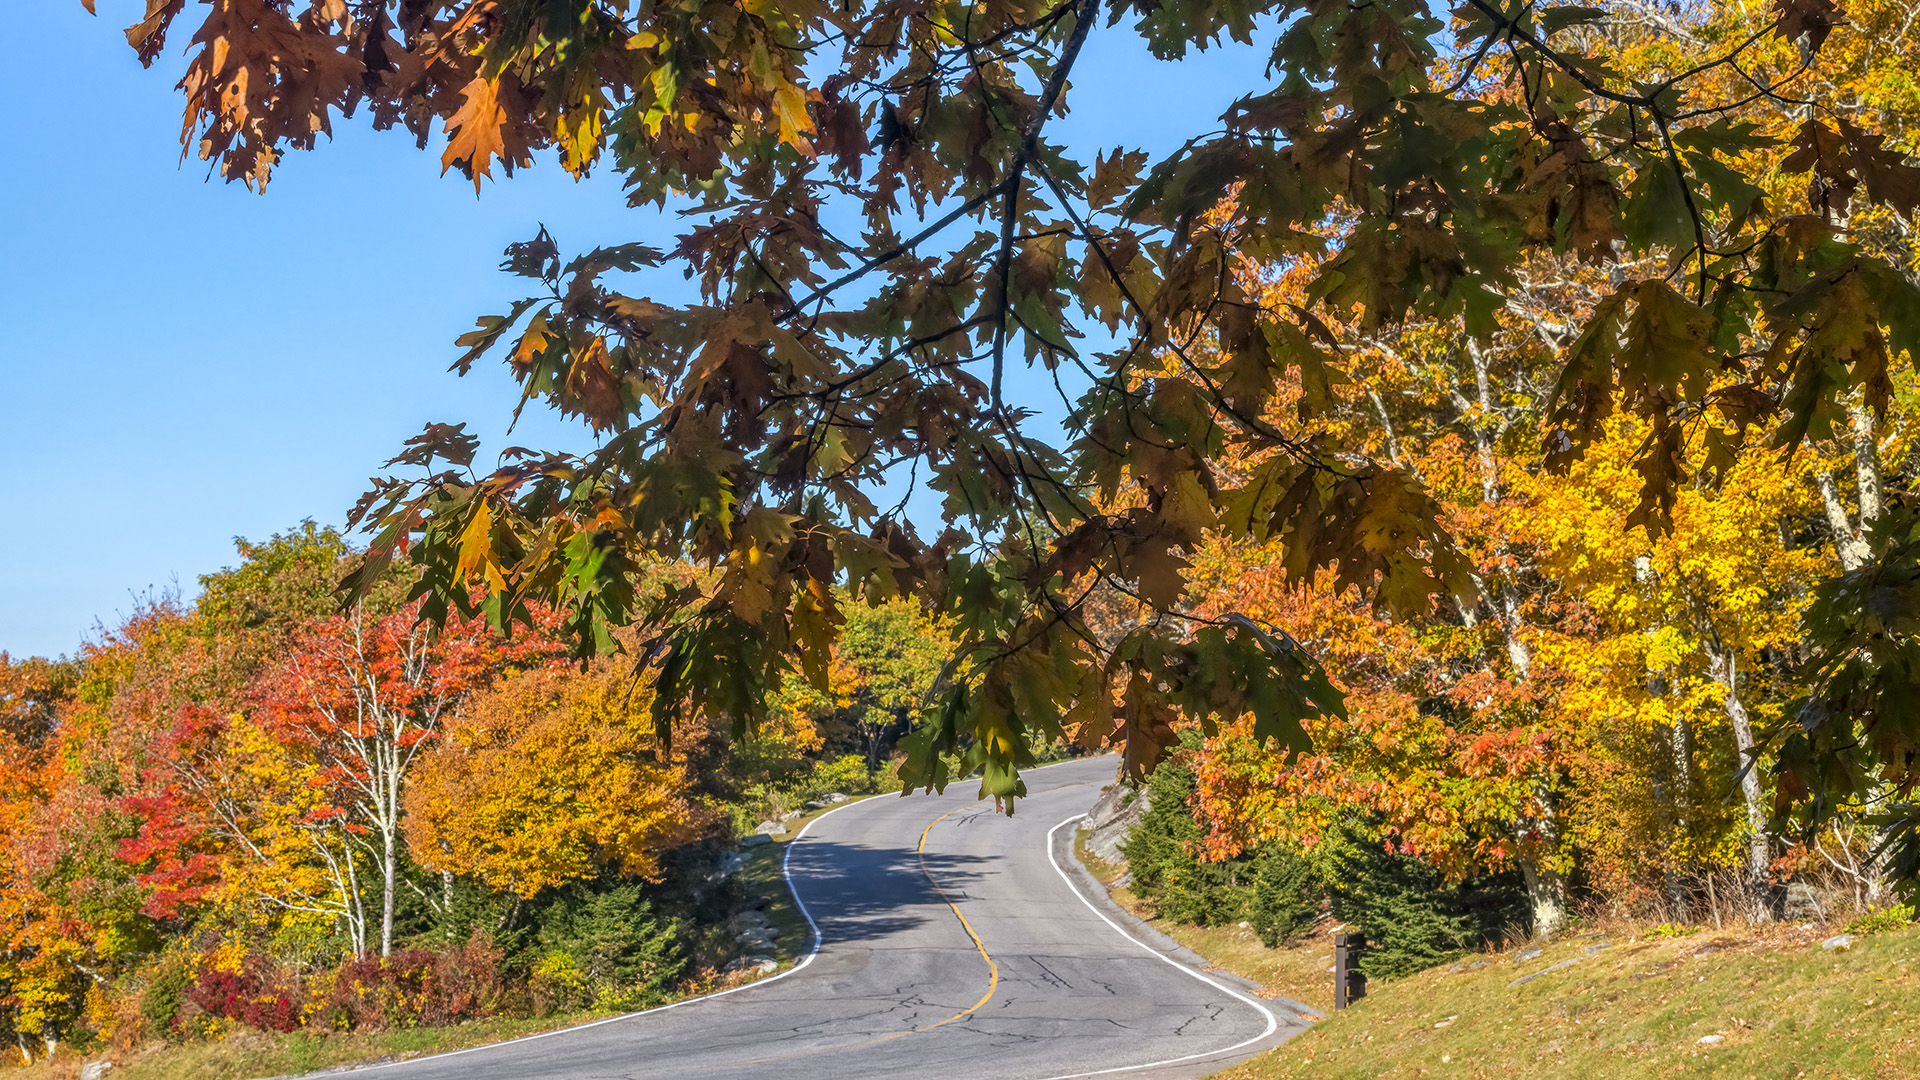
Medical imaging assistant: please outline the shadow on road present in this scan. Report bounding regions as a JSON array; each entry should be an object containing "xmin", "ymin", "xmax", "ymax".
[{"xmin": 789, "ymin": 840, "xmax": 994, "ymax": 943}]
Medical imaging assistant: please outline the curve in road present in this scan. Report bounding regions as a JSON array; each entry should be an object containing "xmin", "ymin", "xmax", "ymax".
[{"xmin": 347, "ymin": 755, "xmax": 1311, "ymax": 1080}]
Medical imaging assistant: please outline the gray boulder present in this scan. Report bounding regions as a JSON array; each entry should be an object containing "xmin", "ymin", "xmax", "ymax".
[
  {"xmin": 1080, "ymin": 774, "xmax": 1149, "ymax": 863},
  {"xmin": 736, "ymin": 928, "xmax": 778, "ymax": 950},
  {"xmin": 1783, "ymin": 882, "xmax": 1822, "ymax": 921}
]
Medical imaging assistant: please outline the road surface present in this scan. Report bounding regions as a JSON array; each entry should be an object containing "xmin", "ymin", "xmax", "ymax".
[{"xmin": 354, "ymin": 755, "xmax": 1315, "ymax": 1080}]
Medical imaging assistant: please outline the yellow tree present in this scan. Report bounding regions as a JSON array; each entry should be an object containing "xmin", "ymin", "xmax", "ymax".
[
  {"xmin": 1525, "ymin": 415, "xmax": 1826, "ymax": 914},
  {"xmin": 404, "ymin": 662, "xmax": 701, "ymax": 901}
]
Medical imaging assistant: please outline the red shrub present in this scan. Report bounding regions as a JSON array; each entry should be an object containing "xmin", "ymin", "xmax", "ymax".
[
  {"xmin": 310, "ymin": 934, "xmax": 505, "ymax": 1031},
  {"xmin": 183, "ymin": 963, "xmax": 301, "ymax": 1033}
]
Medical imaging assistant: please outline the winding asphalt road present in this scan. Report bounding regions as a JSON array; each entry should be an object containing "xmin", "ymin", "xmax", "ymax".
[{"xmin": 353, "ymin": 755, "xmax": 1315, "ymax": 1080}]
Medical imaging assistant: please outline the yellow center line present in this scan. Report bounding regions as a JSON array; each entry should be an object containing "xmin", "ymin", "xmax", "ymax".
[
  {"xmin": 733, "ymin": 800, "xmax": 998, "ymax": 1065},
  {"xmin": 910, "ymin": 803, "xmax": 1001, "ymax": 1032}
]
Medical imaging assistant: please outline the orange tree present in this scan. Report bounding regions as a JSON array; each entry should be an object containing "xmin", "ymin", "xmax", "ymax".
[{"xmin": 100, "ymin": 0, "xmax": 1920, "ymax": 843}]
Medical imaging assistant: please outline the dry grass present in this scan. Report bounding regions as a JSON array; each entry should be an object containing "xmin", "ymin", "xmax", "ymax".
[
  {"xmin": 1072, "ymin": 829, "xmax": 1920, "ymax": 1078},
  {"xmin": 1208, "ymin": 922, "xmax": 1920, "ymax": 1079},
  {"xmin": 0, "ymin": 1012, "xmax": 624, "ymax": 1080}
]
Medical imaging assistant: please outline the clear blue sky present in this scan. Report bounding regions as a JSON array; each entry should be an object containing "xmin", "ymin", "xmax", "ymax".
[{"xmin": 0, "ymin": 1, "xmax": 1271, "ymax": 660}]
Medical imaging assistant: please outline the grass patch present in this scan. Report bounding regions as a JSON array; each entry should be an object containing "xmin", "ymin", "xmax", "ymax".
[
  {"xmin": 3, "ymin": 1011, "xmax": 624, "ymax": 1080},
  {"xmin": 1207, "ymin": 923, "xmax": 1920, "ymax": 1079}
]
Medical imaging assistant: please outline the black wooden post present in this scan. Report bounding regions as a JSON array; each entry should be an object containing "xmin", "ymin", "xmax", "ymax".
[{"xmin": 1333, "ymin": 932, "xmax": 1367, "ymax": 1009}]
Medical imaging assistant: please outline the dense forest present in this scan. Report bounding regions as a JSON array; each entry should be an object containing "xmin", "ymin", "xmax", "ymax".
[{"xmin": 0, "ymin": 527, "xmax": 956, "ymax": 1064}]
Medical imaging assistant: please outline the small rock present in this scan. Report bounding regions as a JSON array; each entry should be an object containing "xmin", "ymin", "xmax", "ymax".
[
  {"xmin": 1783, "ymin": 881, "xmax": 1822, "ymax": 922},
  {"xmin": 804, "ymin": 800, "xmax": 827, "ymax": 810},
  {"xmin": 1584, "ymin": 942, "xmax": 1612, "ymax": 956},
  {"xmin": 1238, "ymin": 921, "xmax": 1252, "ymax": 929},
  {"xmin": 1822, "ymin": 934, "xmax": 1857, "ymax": 951},
  {"xmin": 1468, "ymin": 959, "xmax": 1488, "ymax": 970},
  {"xmin": 1514, "ymin": 947, "xmax": 1544, "ymax": 963},
  {"xmin": 725, "ymin": 955, "xmax": 779, "ymax": 974},
  {"xmin": 824, "ymin": 792, "xmax": 850, "ymax": 804},
  {"xmin": 1507, "ymin": 957, "xmax": 1582, "ymax": 988},
  {"xmin": 80, "ymin": 1063, "xmax": 112, "ymax": 1080},
  {"xmin": 755, "ymin": 820, "xmax": 786, "ymax": 835},
  {"xmin": 1697, "ymin": 1034, "xmax": 1724, "ymax": 1045},
  {"xmin": 742, "ymin": 834, "xmax": 773, "ymax": 848},
  {"xmin": 779, "ymin": 810, "xmax": 804, "ymax": 822},
  {"xmin": 1433, "ymin": 1016, "xmax": 1457, "ymax": 1028},
  {"xmin": 732, "ymin": 910, "xmax": 772, "ymax": 932},
  {"xmin": 1694, "ymin": 946, "xmax": 1721, "ymax": 957},
  {"xmin": 722, "ymin": 852, "xmax": 749, "ymax": 875}
]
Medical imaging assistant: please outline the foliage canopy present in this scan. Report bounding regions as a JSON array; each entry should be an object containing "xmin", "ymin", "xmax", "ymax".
[{"xmin": 105, "ymin": 0, "xmax": 1920, "ymax": 825}]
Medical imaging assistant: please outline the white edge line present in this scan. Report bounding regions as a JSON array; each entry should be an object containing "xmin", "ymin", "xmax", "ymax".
[
  {"xmin": 1030, "ymin": 814, "xmax": 1281, "ymax": 1080},
  {"xmin": 279, "ymin": 752, "xmax": 1114, "ymax": 1077},
  {"xmin": 332, "ymin": 791, "xmax": 878, "ymax": 1075}
]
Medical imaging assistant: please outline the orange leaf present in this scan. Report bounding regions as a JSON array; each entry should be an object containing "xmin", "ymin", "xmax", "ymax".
[{"xmin": 441, "ymin": 75, "xmax": 534, "ymax": 193}]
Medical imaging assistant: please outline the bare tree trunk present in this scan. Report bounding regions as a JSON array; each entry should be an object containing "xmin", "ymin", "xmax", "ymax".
[
  {"xmin": 1816, "ymin": 404, "xmax": 1889, "ymax": 571},
  {"xmin": 345, "ymin": 837, "xmax": 367, "ymax": 955},
  {"xmin": 381, "ymin": 820, "xmax": 397, "ymax": 958},
  {"xmin": 1815, "ymin": 469, "xmax": 1870, "ymax": 570},
  {"xmin": 1516, "ymin": 791, "xmax": 1569, "ymax": 938},
  {"xmin": 1851, "ymin": 404, "xmax": 1885, "ymax": 525},
  {"xmin": 1666, "ymin": 713, "xmax": 1693, "ymax": 917},
  {"xmin": 1705, "ymin": 639, "xmax": 1773, "ymax": 920}
]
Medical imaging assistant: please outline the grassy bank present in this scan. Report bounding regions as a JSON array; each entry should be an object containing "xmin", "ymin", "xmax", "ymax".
[
  {"xmin": 1208, "ymin": 921, "xmax": 1920, "ymax": 1079},
  {"xmin": 1077, "ymin": 826, "xmax": 1920, "ymax": 1079},
  {"xmin": 2, "ymin": 799, "xmax": 873, "ymax": 1080}
]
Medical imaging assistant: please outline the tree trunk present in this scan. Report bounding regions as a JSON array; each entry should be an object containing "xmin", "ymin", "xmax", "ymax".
[
  {"xmin": 1516, "ymin": 812, "xmax": 1568, "ymax": 938},
  {"xmin": 1706, "ymin": 641, "xmax": 1772, "ymax": 920},
  {"xmin": 344, "ymin": 836, "xmax": 367, "ymax": 955},
  {"xmin": 1851, "ymin": 404, "xmax": 1885, "ymax": 525},
  {"xmin": 1815, "ymin": 469, "xmax": 1869, "ymax": 570},
  {"xmin": 381, "ymin": 821, "xmax": 396, "ymax": 958}
]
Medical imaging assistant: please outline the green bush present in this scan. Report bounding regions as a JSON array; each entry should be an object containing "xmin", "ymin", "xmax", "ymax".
[
  {"xmin": 1322, "ymin": 823, "xmax": 1528, "ymax": 980},
  {"xmin": 139, "ymin": 946, "xmax": 196, "ymax": 1037},
  {"xmin": 1123, "ymin": 749, "xmax": 1247, "ymax": 926},
  {"xmin": 802, "ymin": 754, "xmax": 878, "ymax": 801},
  {"xmin": 1845, "ymin": 903, "xmax": 1916, "ymax": 935},
  {"xmin": 1248, "ymin": 846, "xmax": 1321, "ymax": 946},
  {"xmin": 529, "ymin": 882, "xmax": 686, "ymax": 1010}
]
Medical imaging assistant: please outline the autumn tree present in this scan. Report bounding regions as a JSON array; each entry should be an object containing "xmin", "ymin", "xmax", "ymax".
[
  {"xmin": 255, "ymin": 603, "xmax": 567, "ymax": 956},
  {"xmin": 404, "ymin": 661, "xmax": 701, "ymax": 901},
  {"xmin": 0, "ymin": 656, "xmax": 75, "ymax": 751},
  {"xmin": 770, "ymin": 597, "xmax": 952, "ymax": 769}
]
